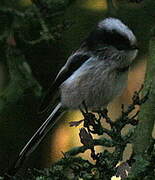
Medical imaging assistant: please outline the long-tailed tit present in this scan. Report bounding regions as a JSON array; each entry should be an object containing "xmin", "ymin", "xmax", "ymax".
[{"xmin": 14, "ymin": 18, "xmax": 138, "ymax": 169}]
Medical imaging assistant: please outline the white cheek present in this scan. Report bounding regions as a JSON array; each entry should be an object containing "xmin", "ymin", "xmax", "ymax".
[{"xmin": 128, "ymin": 49, "xmax": 138, "ymax": 61}]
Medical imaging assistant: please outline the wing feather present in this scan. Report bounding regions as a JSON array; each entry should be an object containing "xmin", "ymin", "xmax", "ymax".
[{"xmin": 38, "ymin": 49, "xmax": 91, "ymax": 113}]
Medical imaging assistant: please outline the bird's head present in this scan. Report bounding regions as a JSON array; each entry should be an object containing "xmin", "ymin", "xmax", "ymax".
[{"xmin": 86, "ymin": 18, "xmax": 138, "ymax": 61}]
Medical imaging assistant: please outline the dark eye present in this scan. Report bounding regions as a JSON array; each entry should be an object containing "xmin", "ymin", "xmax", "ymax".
[{"xmin": 108, "ymin": 30, "xmax": 132, "ymax": 50}]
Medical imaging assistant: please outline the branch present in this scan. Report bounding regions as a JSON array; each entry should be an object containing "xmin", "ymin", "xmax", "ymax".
[
  {"xmin": 133, "ymin": 37, "xmax": 155, "ymax": 154},
  {"xmin": 65, "ymin": 137, "xmax": 115, "ymax": 156},
  {"xmin": 107, "ymin": 0, "xmax": 118, "ymax": 16},
  {"xmin": 131, "ymin": 28, "xmax": 155, "ymax": 177}
]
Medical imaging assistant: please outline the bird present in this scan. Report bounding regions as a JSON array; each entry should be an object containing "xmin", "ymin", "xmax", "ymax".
[{"xmin": 14, "ymin": 17, "xmax": 138, "ymax": 169}]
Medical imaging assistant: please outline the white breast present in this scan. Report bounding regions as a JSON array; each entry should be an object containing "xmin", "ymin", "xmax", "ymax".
[{"xmin": 60, "ymin": 57, "xmax": 128, "ymax": 110}]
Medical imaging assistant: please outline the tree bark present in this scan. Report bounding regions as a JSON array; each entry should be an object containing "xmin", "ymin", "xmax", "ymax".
[{"xmin": 131, "ymin": 29, "xmax": 155, "ymax": 175}]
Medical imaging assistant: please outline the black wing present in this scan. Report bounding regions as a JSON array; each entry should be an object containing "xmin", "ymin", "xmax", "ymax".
[{"xmin": 38, "ymin": 49, "xmax": 91, "ymax": 114}]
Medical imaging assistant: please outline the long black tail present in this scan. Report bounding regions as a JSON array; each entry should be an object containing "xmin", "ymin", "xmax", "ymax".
[{"xmin": 5, "ymin": 102, "xmax": 65, "ymax": 179}]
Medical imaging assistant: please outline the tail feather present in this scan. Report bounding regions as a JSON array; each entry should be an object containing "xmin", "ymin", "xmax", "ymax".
[{"xmin": 12, "ymin": 102, "xmax": 65, "ymax": 171}]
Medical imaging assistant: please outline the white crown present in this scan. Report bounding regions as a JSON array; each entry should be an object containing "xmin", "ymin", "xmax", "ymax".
[{"xmin": 98, "ymin": 18, "xmax": 136, "ymax": 45}]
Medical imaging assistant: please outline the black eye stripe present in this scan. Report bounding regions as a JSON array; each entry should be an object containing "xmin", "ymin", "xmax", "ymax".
[{"xmin": 86, "ymin": 28, "xmax": 132, "ymax": 50}]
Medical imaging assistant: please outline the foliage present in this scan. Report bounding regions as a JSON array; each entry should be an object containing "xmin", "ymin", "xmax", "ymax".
[
  {"xmin": 1, "ymin": 0, "xmax": 155, "ymax": 179},
  {"xmin": 3, "ymin": 88, "xmax": 155, "ymax": 179},
  {"xmin": 0, "ymin": 0, "xmax": 74, "ymax": 111},
  {"xmin": 0, "ymin": 0, "xmax": 74, "ymax": 177},
  {"xmin": 4, "ymin": 85, "xmax": 155, "ymax": 179}
]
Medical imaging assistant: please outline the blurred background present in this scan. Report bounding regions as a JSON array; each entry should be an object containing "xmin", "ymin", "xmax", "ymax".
[{"xmin": 0, "ymin": 0, "xmax": 155, "ymax": 175}]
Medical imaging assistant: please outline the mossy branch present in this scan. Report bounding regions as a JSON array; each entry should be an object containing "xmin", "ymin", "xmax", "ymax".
[
  {"xmin": 130, "ymin": 29, "xmax": 155, "ymax": 177},
  {"xmin": 133, "ymin": 35, "xmax": 155, "ymax": 154},
  {"xmin": 65, "ymin": 138, "xmax": 115, "ymax": 156}
]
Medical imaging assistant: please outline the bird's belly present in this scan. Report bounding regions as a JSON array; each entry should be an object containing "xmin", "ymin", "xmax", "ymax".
[{"xmin": 60, "ymin": 62, "xmax": 128, "ymax": 110}]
